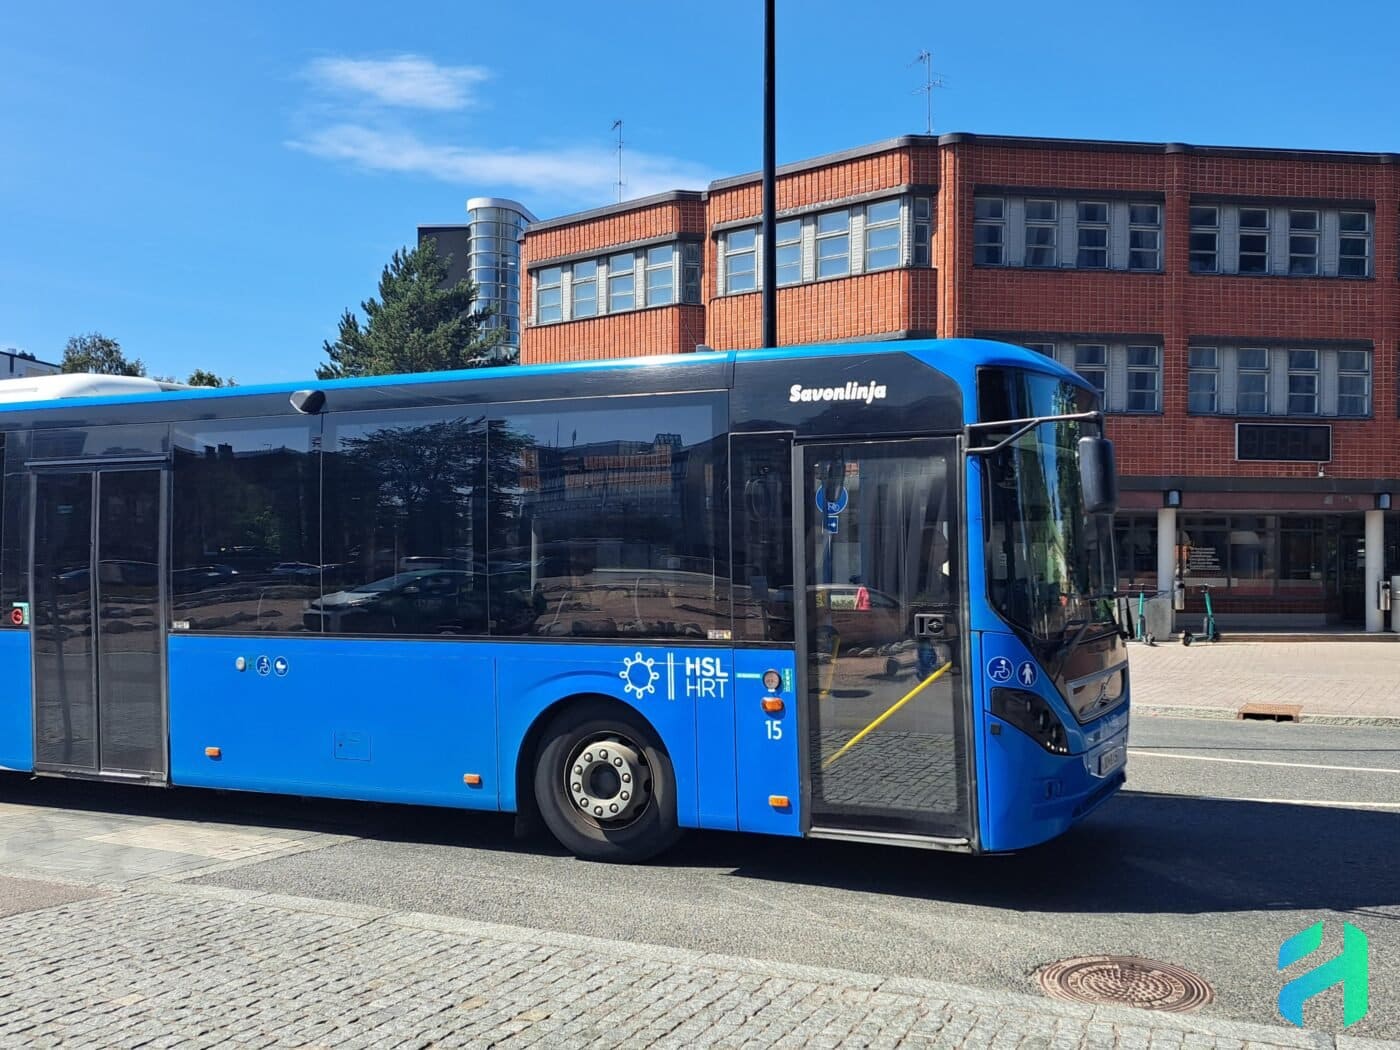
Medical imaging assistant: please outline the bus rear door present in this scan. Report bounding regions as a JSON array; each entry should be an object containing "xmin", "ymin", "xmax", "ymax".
[{"xmin": 31, "ymin": 466, "xmax": 168, "ymax": 781}]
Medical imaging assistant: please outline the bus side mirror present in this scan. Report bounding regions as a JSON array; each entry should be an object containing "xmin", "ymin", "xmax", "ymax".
[{"xmin": 1078, "ymin": 437, "xmax": 1118, "ymax": 515}]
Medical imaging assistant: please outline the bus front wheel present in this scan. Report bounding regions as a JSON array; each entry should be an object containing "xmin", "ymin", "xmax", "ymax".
[{"xmin": 533, "ymin": 700, "xmax": 682, "ymax": 863}]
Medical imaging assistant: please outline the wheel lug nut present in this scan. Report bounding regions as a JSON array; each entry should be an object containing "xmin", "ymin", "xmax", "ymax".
[
  {"xmin": 622, "ymin": 773, "xmax": 631, "ymax": 783},
  {"xmin": 573, "ymin": 765, "xmax": 583, "ymax": 775},
  {"xmin": 613, "ymin": 757, "xmax": 623, "ymax": 767},
  {"xmin": 572, "ymin": 783, "xmax": 581, "ymax": 793},
  {"xmin": 620, "ymin": 791, "xmax": 630, "ymax": 801},
  {"xmin": 594, "ymin": 806, "xmax": 603, "ymax": 816},
  {"xmin": 609, "ymin": 804, "xmax": 618, "ymax": 813},
  {"xmin": 583, "ymin": 752, "xmax": 592, "ymax": 762}
]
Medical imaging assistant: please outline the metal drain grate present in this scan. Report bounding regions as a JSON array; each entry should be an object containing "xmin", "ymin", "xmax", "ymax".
[
  {"xmin": 1237, "ymin": 703, "xmax": 1302, "ymax": 722},
  {"xmin": 1035, "ymin": 956, "xmax": 1214, "ymax": 1013}
]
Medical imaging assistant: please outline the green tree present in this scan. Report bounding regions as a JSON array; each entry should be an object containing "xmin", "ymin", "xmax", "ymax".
[
  {"xmin": 187, "ymin": 369, "xmax": 236, "ymax": 387},
  {"xmin": 61, "ymin": 332, "xmax": 145, "ymax": 376},
  {"xmin": 317, "ymin": 239, "xmax": 502, "ymax": 379}
]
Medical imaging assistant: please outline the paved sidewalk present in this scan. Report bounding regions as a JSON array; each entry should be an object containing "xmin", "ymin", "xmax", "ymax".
[
  {"xmin": 0, "ymin": 875, "xmax": 1376, "ymax": 1050},
  {"xmin": 1129, "ymin": 641, "xmax": 1400, "ymax": 724}
]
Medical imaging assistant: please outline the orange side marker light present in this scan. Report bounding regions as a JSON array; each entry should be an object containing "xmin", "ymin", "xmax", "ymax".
[
  {"xmin": 768, "ymin": 794, "xmax": 790, "ymax": 810},
  {"xmin": 204, "ymin": 747, "xmax": 222, "ymax": 759},
  {"xmin": 761, "ymin": 697, "xmax": 784, "ymax": 714},
  {"xmin": 463, "ymin": 773, "xmax": 482, "ymax": 787}
]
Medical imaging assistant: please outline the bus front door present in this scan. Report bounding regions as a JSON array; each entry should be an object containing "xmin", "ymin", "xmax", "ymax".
[
  {"xmin": 798, "ymin": 440, "xmax": 972, "ymax": 844},
  {"xmin": 32, "ymin": 469, "xmax": 168, "ymax": 780}
]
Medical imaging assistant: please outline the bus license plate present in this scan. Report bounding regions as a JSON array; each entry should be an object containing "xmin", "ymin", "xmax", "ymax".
[{"xmin": 1097, "ymin": 745, "xmax": 1125, "ymax": 776}]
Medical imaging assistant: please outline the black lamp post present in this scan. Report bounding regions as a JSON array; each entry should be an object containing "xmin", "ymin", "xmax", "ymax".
[{"xmin": 761, "ymin": 0, "xmax": 777, "ymax": 349}]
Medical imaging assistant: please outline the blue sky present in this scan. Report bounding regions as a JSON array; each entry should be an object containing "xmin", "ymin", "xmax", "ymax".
[{"xmin": 2, "ymin": 1, "xmax": 1397, "ymax": 382}]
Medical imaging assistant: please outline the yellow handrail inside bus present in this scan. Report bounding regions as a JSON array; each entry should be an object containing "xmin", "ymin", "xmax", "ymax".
[{"xmin": 820, "ymin": 661, "xmax": 952, "ymax": 770}]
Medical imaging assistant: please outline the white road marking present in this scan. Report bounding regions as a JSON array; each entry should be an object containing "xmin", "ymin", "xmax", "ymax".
[
  {"xmin": 1140, "ymin": 791, "xmax": 1400, "ymax": 811},
  {"xmin": 1127, "ymin": 750, "xmax": 1400, "ymax": 775}
]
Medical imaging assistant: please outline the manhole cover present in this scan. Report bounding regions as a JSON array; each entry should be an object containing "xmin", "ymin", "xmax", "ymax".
[{"xmin": 1035, "ymin": 956, "xmax": 1214, "ymax": 1013}]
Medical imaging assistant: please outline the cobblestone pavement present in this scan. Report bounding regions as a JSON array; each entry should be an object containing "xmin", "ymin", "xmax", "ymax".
[
  {"xmin": 0, "ymin": 878, "xmax": 1374, "ymax": 1050},
  {"xmin": 1128, "ymin": 641, "xmax": 1400, "ymax": 723}
]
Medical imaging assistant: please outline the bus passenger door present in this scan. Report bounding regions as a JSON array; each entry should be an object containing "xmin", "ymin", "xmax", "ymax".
[
  {"xmin": 32, "ymin": 468, "xmax": 168, "ymax": 780},
  {"xmin": 798, "ymin": 439, "xmax": 971, "ymax": 844}
]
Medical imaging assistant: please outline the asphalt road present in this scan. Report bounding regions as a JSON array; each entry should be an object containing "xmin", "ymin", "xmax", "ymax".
[{"xmin": 3, "ymin": 715, "xmax": 1395, "ymax": 1037}]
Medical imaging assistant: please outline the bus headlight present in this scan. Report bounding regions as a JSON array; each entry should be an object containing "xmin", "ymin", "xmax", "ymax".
[{"xmin": 991, "ymin": 687, "xmax": 1069, "ymax": 755}]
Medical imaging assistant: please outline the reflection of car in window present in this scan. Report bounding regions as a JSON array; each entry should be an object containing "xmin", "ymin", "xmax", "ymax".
[{"xmin": 301, "ymin": 569, "xmax": 545, "ymax": 635}]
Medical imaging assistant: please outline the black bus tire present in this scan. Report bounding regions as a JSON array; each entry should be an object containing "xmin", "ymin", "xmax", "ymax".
[{"xmin": 533, "ymin": 699, "xmax": 682, "ymax": 863}]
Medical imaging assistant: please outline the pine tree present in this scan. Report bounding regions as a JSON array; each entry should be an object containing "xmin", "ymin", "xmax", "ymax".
[{"xmin": 318, "ymin": 239, "xmax": 502, "ymax": 379}]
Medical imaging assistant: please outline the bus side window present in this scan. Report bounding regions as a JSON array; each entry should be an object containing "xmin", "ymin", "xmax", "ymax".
[{"xmin": 731, "ymin": 434, "xmax": 794, "ymax": 642}]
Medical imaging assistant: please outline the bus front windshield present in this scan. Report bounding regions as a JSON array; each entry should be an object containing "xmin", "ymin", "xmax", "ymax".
[{"xmin": 980, "ymin": 373, "xmax": 1117, "ymax": 642}]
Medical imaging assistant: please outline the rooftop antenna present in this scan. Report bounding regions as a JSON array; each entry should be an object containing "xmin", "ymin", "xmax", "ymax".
[
  {"xmin": 611, "ymin": 119, "xmax": 625, "ymax": 202},
  {"xmin": 912, "ymin": 50, "xmax": 946, "ymax": 135}
]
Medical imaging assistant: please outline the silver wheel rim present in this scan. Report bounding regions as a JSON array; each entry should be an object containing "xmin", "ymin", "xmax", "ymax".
[{"xmin": 565, "ymin": 733, "xmax": 652, "ymax": 829}]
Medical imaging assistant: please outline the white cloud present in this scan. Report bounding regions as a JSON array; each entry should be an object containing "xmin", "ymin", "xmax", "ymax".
[
  {"xmin": 288, "ymin": 124, "xmax": 716, "ymax": 207},
  {"xmin": 305, "ymin": 55, "xmax": 489, "ymax": 111}
]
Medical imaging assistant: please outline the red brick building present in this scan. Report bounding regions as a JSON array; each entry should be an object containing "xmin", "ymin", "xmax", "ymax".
[{"xmin": 521, "ymin": 133, "xmax": 1400, "ymax": 630}]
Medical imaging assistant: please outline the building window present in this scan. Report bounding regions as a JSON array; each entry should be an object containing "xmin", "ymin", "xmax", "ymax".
[
  {"xmin": 536, "ymin": 266, "xmax": 563, "ymax": 324},
  {"xmin": 1339, "ymin": 212, "xmax": 1372, "ymax": 277},
  {"xmin": 1286, "ymin": 349, "xmax": 1319, "ymax": 415},
  {"xmin": 1128, "ymin": 204, "xmax": 1161, "ymax": 271},
  {"xmin": 973, "ymin": 197, "xmax": 1004, "ymax": 266},
  {"xmin": 1237, "ymin": 348, "xmax": 1270, "ymax": 415},
  {"xmin": 816, "ymin": 209, "xmax": 850, "ymax": 278},
  {"xmin": 1287, "ymin": 210, "xmax": 1319, "ymax": 276},
  {"xmin": 1024, "ymin": 199, "xmax": 1057, "ymax": 267},
  {"xmin": 1337, "ymin": 349, "xmax": 1371, "ymax": 416},
  {"xmin": 1189, "ymin": 206, "xmax": 1218, "ymax": 273},
  {"xmin": 913, "ymin": 197, "xmax": 932, "ymax": 266},
  {"xmin": 863, "ymin": 199, "xmax": 901, "ymax": 272},
  {"xmin": 682, "ymin": 242, "xmax": 701, "ymax": 303},
  {"xmin": 1013, "ymin": 336, "xmax": 1164, "ymax": 414},
  {"xmin": 645, "ymin": 244, "xmax": 674, "ymax": 306},
  {"xmin": 1125, "ymin": 345, "xmax": 1161, "ymax": 412},
  {"xmin": 1237, "ymin": 208, "xmax": 1270, "ymax": 274},
  {"xmin": 1187, "ymin": 347, "xmax": 1218, "ymax": 414},
  {"xmin": 724, "ymin": 229, "xmax": 756, "ymax": 294},
  {"xmin": 1076, "ymin": 201, "xmax": 1109, "ymax": 269},
  {"xmin": 1073, "ymin": 344, "xmax": 1107, "ymax": 399},
  {"xmin": 571, "ymin": 260, "xmax": 597, "ymax": 319},
  {"xmin": 608, "ymin": 252, "xmax": 635, "ymax": 312},
  {"xmin": 776, "ymin": 219, "xmax": 802, "ymax": 287}
]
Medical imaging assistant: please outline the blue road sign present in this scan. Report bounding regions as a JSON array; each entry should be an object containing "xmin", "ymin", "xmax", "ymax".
[
  {"xmin": 255, "ymin": 655, "xmax": 271, "ymax": 677},
  {"xmin": 815, "ymin": 486, "xmax": 849, "ymax": 516},
  {"xmin": 273, "ymin": 656, "xmax": 289, "ymax": 678}
]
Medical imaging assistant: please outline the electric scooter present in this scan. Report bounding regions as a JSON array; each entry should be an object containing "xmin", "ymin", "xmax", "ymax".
[{"xmin": 1181, "ymin": 584, "xmax": 1220, "ymax": 645}]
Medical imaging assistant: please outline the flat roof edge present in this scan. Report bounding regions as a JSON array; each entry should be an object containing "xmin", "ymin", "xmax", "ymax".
[{"xmin": 526, "ymin": 190, "xmax": 707, "ymax": 234}]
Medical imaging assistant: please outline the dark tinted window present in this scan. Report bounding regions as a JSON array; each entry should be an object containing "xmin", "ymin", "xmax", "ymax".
[
  {"xmin": 731, "ymin": 433, "xmax": 794, "ymax": 641},
  {"xmin": 319, "ymin": 410, "xmax": 488, "ymax": 636},
  {"xmin": 171, "ymin": 420, "xmax": 320, "ymax": 632},
  {"xmin": 489, "ymin": 396, "xmax": 728, "ymax": 640},
  {"xmin": 0, "ymin": 431, "xmax": 29, "ymax": 620}
]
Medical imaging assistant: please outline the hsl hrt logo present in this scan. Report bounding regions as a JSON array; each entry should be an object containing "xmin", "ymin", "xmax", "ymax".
[{"xmin": 1277, "ymin": 921, "xmax": 1369, "ymax": 1028}]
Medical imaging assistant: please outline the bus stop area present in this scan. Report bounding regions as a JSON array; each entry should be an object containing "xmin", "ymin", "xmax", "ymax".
[{"xmin": 1128, "ymin": 639, "xmax": 1400, "ymax": 724}]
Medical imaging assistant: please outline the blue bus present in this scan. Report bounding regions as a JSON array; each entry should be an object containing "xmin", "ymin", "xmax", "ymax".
[{"xmin": 0, "ymin": 338, "xmax": 1128, "ymax": 862}]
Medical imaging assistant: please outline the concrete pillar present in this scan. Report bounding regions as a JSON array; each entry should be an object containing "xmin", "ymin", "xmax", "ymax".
[
  {"xmin": 1364, "ymin": 509, "xmax": 1384, "ymax": 633},
  {"xmin": 1156, "ymin": 506, "xmax": 1177, "ymax": 599}
]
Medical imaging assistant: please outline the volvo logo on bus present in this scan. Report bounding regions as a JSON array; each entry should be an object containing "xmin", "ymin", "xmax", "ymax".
[{"xmin": 789, "ymin": 381, "xmax": 888, "ymax": 405}]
